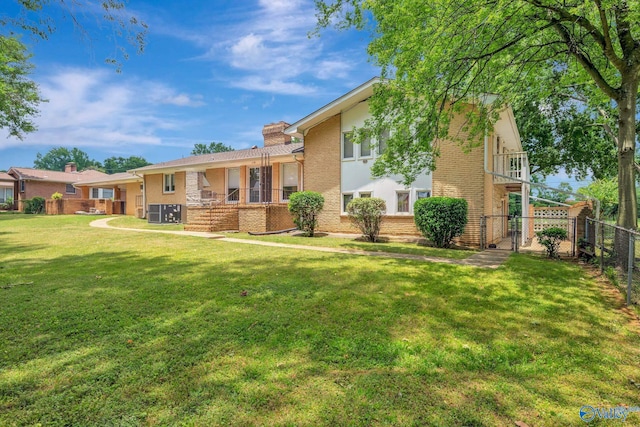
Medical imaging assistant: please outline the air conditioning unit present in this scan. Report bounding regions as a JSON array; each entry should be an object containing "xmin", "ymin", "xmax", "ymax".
[{"xmin": 147, "ymin": 204, "xmax": 183, "ymax": 224}]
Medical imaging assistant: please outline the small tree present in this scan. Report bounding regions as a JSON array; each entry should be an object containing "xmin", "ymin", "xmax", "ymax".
[
  {"xmin": 414, "ymin": 197, "xmax": 467, "ymax": 248},
  {"xmin": 288, "ymin": 191, "xmax": 324, "ymax": 237},
  {"xmin": 347, "ymin": 197, "xmax": 386, "ymax": 242},
  {"xmin": 536, "ymin": 227, "xmax": 568, "ymax": 259}
]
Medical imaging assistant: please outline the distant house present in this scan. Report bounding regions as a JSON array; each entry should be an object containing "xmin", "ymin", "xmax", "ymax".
[
  {"xmin": 74, "ymin": 172, "xmax": 143, "ymax": 216},
  {"xmin": 8, "ymin": 163, "xmax": 107, "ymax": 211},
  {"xmin": 0, "ymin": 172, "xmax": 15, "ymax": 207},
  {"xmin": 284, "ymin": 78, "xmax": 531, "ymax": 247}
]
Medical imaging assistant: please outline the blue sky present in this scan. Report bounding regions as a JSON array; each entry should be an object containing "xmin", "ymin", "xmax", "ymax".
[{"xmin": 0, "ymin": 0, "xmax": 377, "ymax": 169}]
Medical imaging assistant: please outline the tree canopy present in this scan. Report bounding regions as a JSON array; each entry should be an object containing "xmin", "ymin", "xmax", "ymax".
[
  {"xmin": 191, "ymin": 142, "xmax": 234, "ymax": 155},
  {"xmin": 0, "ymin": 35, "xmax": 42, "ymax": 139},
  {"xmin": 316, "ymin": 0, "xmax": 640, "ymax": 229},
  {"xmin": 102, "ymin": 156, "xmax": 151, "ymax": 174},
  {"xmin": 34, "ymin": 147, "xmax": 101, "ymax": 171}
]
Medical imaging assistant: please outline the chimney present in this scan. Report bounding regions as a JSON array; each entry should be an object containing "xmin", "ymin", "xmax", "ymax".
[
  {"xmin": 65, "ymin": 162, "xmax": 77, "ymax": 173},
  {"xmin": 262, "ymin": 121, "xmax": 292, "ymax": 147}
]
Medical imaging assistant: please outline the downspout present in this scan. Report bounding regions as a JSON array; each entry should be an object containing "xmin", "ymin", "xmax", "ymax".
[{"xmin": 293, "ymin": 154, "xmax": 304, "ymax": 191}]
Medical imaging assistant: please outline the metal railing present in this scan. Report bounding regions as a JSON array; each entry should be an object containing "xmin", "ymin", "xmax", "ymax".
[
  {"xmin": 197, "ymin": 188, "xmax": 297, "ymax": 206},
  {"xmin": 585, "ymin": 218, "xmax": 639, "ymax": 306}
]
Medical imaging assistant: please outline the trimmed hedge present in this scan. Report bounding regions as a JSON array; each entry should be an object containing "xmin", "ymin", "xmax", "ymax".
[
  {"xmin": 346, "ymin": 197, "xmax": 386, "ymax": 242},
  {"xmin": 414, "ymin": 197, "xmax": 468, "ymax": 248},
  {"xmin": 288, "ymin": 191, "xmax": 325, "ymax": 236},
  {"xmin": 23, "ymin": 197, "xmax": 45, "ymax": 214}
]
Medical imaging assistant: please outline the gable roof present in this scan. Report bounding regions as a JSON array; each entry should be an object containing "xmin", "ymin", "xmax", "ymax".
[
  {"xmin": 0, "ymin": 172, "xmax": 15, "ymax": 182},
  {"xmin": 74, "ymin": 172, "xmax": 142, "ymax": 187},
  {"xmin": 285, "ymin": 77, "xmax": 381, "ymax": 138},
  {"xmin": 8, "ymin": 167, "xmax": 107, "ymax": 184},
  {"xmin": 130, "ymin": 142, "xmax": 304, "ymax": 174}
]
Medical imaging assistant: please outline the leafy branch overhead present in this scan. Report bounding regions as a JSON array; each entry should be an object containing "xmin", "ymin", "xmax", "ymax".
[{"xmin": 315, "ymin": 0, "xmax": 640, "ymax": 230}]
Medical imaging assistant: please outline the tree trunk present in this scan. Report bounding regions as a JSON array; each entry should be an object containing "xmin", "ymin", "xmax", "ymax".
[{"xmin": 616, "ymin": 79, "xmax": 638, "ymax": 231}]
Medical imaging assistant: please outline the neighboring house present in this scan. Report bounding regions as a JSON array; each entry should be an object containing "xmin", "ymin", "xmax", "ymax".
[
  {"xmin": 0, "ymin": 172, "xmax": 15, "ymax": 207},
  {"xmin": 126, "ymin": 122, "xmax": 304, "ymax": 232},
  {"xmin": 8, "ymin": 163, "xmax": 108, "ymax": 211},
  {"xmin": 284, "ymin": 78, "xmax": 530, "ymax": 247}
]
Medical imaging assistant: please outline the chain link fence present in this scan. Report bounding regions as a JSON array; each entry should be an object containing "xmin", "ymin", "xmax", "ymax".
[{"xmin": 584, "ymin": 218, "xmax": 639, "ymax": 306}]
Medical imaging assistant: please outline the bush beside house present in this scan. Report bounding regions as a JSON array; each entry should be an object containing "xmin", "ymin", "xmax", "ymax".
[
  {"xmin": 288, "ymin": 191, "xmax": 325, "ymax": 237},
  {"xmin": 346, "ymin": 197, "xmax": 386, "ymax": 242},
  {"xmin": 414, "ymin": 197, "xmax": 468, "ymax": 248}
]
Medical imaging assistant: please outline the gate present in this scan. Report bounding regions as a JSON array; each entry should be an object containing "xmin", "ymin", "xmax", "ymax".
[{"xmin": 481, "ymin": 214, "xmax": 577, "ymax": 256}]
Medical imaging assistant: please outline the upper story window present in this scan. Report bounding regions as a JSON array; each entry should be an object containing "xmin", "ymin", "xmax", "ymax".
[
  {"xmin": 342, "ymin": 132, "xmax": 354, "ymax": 159},
  {"xmin": 65, "ymin": 184, "xmax": 76, "ymax": 194},
  {"xmin": 360, "ymin": 137, "xmax": 372, "ymax": 157},
  {"xmin": 164, "ymin": 173, "xmax": 175, "ymax": 193},
  {"xmin": 378, "ymin": 129, "xmax": 389, "ymax": 155}
]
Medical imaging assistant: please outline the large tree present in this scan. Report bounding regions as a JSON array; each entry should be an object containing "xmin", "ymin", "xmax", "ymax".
[
  {"xmin": 33, "ymin": 147, "xmax": 100, "ymax": 171},
  {"xmin": 316, "ymin": 0, "xmax": 640, "ymax": 231},
  {"xmin": 0, "ymin": 35, "xmax": 42, "ymax": 139},
  {"xmin": 102, "ymin": 156, "xmax": 151, "ymax": 174},
  {"xmin": 191, "ymin": 142, "xmax": 234, "ymax": 155}
]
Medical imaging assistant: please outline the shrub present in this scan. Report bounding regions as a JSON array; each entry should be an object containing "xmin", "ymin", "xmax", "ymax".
[
  {"xmin": 288, "ymin": 191, "xmax": 325, "ymax": 236},
  {"xmin": 536, "ymin": 227, "xmax": 567, "ymax": 258},
  {"xmin": 347, "ymin": 197, "xmax": 386, "ymax": 242},
  {"xmin": 414, "ymin": 197, "xmax": 468, "ymax": 248},
  {"xmin": 1, "ymin": 196, "xmax": 13, "ymax": 210},
  {"xmin": 23, "ymin": 196, "xmax": 45, "ymax": 214},
  {"xmin": 51, "ymin": 192, "xmax": 63, "ymax": 200}
]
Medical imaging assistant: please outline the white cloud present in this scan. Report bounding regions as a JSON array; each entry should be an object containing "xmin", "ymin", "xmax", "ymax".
[
  {"xmin": 0, "ymin": 67, "xmax": 203, "ymax": 150},
  {"xmin": 231, "ymin": 76, "xmax": 315, "ymax": 95}
]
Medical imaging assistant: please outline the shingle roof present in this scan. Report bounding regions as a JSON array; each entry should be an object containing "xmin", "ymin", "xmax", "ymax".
[
  {"xmin": 75, "ymin": 172, "xmax": 141, "ymax": 186},
  {"xmin": 8, "ymin": 167, "xmax": 107, "ymax": 183},
  {"xmin": 131, "ymin": 142, "xmax": 304, "ymax": 173},
  {"xmin": 0, "ymin": 172, "xmax": 15, "ymax": 182}
]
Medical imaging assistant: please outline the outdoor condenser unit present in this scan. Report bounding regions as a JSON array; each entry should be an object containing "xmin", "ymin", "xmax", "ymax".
[{"xmin": 147, "ymin": 204, "xmax": 183, "ymax": 224}]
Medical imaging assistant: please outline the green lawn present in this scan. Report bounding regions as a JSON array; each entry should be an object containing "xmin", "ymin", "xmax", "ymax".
[
  {"xmin": 108, "ymin": 215, "xmax": 185, "ymax": 231},
  {"xmin": 1, "ymin": 214, "xmax": 639, "ymax": 426}
]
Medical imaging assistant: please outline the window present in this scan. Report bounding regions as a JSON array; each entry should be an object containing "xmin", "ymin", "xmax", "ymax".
[
  {"xmin": 360, "ymin": 137, "xmax": 372, "ymax": 157},
  {"xmin": 397, "ymin": 191, "xmax": 410, "ymax": 213},
  {"xmin": 164, "ymin": 173, "xmax": 175, "ymax": 193},
  {"xmin": 378, "ymin": 129, "xmax": 390, "ymax": 154},
  {"xmin": 65, "ymin": 184, "xmax": 76, "ymax": 194},
  {"xmin": 249, "ymin": 167, "xmax": 260, "ymax": 203},
  {"xmin": 359, "ymin": 192, "xmax": 372, "ymax": 198},
  {"xmin": 0, "ymin": 187, "xmax": 12, "ymax": 203},
  {"xmin": 342, "ymin": 193, "xmax": 353, "ymax": 212},
  {"xmin": 227, "ymin": 168, "xmax": 240, "ymax": 202},
  {"xmin": 19, "ymin": 180, "xmax": 25, "ymax": 192},
  {"xmin": 91, "ymin": 188, "xmax": 114, "ymax": 199},
  {"xmin": 416, "ymin": 190, "xmax": 431, "ymax": 200},
  {"xmin": 342, "ymin": 132, "xmax": 354, "ymax": 159},
  {"xmin": 282, "ymin": 163, "xmax": 298, "ymax": 201}
]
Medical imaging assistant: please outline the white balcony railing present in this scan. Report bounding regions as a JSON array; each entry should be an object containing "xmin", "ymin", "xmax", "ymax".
[{"xmin": 493, "ymin": 151, "xmax": 528, "ymax": 184}]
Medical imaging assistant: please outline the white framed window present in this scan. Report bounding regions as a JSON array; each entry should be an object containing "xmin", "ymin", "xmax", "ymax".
[
  {"xmin": 227, "ymin": 168, "xmax": 240, "ymax": 202},
  {"xmin": 163, "ymin": 173, "xmax": 175, "ymax": 193},
  {"xmin": 0, "ymin": 187, "xmax": 12, "ymax": 203},
  {"xmin": 416, "ymin": 190, "xmax": 431, "ymax": 200},
  {"xmin": 360, "ymin": 137, "xmax": 372, "ymax": 158},
  {"xmin": 342, "ymin": 193, "xmax": 353, "ymax": 212},
  {"xmin": 65, "ymin": 184, "xmax": 76, "ymax": 194},
  {"xmin": 281, "ymin": 163, "xmax": 298, "ymax": 201},
  {"xmin": 91, "ymin": 188, "xmax": 114, "ymax": 199},
  {"xmin": 397, "ymin": 191, "xmax": 410, "ymax": 213},
  {"xmin": 342, "ymin": 132, "xmax": 354, "ymax": 159},
  {"xmin": 359, "ymin": 192, "xmax": 372, "ymax": 198},
  {"xmin": 378, "ymin": 129, "xmax": 390, "ymax": 155}
]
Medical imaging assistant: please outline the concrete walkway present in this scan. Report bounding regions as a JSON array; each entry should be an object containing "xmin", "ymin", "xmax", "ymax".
[{"xmin": 90, "ymin": 218, "xmax": 511, "ymax": 269}]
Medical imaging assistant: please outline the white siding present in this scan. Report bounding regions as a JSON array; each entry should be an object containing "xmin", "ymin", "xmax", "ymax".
[{"xmin": 340, "ymin": 101, "xmax": 432, "ymax": 214}]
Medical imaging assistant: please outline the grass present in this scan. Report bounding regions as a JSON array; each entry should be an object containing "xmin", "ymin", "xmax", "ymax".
[{"xmin": 1, "ymin": 214, "xmax": 640, "ymax": 426}]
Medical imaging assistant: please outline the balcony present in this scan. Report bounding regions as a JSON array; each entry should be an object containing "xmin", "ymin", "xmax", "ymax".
[{"xmin": 493, "ymin": 152, "xmax": 528, "ymax": 185}]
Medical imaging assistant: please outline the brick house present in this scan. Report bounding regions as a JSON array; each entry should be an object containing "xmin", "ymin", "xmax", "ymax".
[
  {"xmin": 73, "ymin": 172, "xmax": 143, "ymax": 216},
  {"xmin": 284, "ymin": 78, "xmax": 530, "ymax": 247},
  {"xmin": 122, "ymin": 121, "xmax": 304, "ymax": 233},
  {"xmin": 8, "ymin": 163, "xmax": 108, "ymax": 211}
]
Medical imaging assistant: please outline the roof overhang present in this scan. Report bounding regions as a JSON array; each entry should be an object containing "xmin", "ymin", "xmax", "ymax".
[{"xmin": 285, "ymin": 77, "xmax": 381, "ymax": 138}]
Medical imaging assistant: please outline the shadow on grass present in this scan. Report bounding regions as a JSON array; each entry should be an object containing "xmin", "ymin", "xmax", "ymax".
[{"xmin": 0, "ymin": 233, "xmax": 639, "ymax": 426}]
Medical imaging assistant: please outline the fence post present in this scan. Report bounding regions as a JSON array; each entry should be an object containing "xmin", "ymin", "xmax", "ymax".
[
  {"xmin": 600, "ymin": 223, "xmax": 605, "ymax": 274},
  {"xmin": 628, "ymin": 232, "xmax": 634, "ymax": 307}
]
